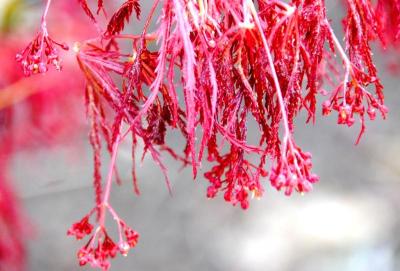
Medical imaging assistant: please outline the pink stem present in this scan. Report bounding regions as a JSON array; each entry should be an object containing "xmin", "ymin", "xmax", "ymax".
[
  {"xmin": 41, "ymin": 0, "xmax": 52, "ymax": 26},
  {"xmin": 138, "ymin": 0, "xmax": 160, "ymax": 49},
  {"xmin": 99, "ymin": 125, "xmax": 122, "ymax": 226},
  {"xmin": 325, "ymin": 20, "xmax": 352, "ymax": 106},
  {"xmin": 246, "ymin": 1, "xmax": 291, "ymax": 143},
  {"xmin": 247, "ymin": 0, "xmax": 303, "ymax": 176},
  {"xmin": 112, "ymin": 33, "xmax": 157, "ymax": 41}
]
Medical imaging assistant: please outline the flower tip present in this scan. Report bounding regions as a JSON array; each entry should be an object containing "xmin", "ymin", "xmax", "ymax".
[
  {"xmin": 367, "ymin": 107, "xmax": 376, "ymax": 120},
  {"xmin": 322, "ymin": 100, "xmax": 332, "ymax": 115},
  {"xmin": 206, "ymin": 186, "xmax": 218, "ymax": 198},
  {"xmin": 240, "ymin": 200, "xmax": 250, "ymax": 210},
  {"xmin": 61, "ymin": 42, "xmax": 70, "ymax": 50},
  {"xmin": 381, "ymin": 105, "xmax": 389, "ymax": 114},
  {"xmin": 119, "ymin": 242, "xmax": 130, "ymax": 257}
]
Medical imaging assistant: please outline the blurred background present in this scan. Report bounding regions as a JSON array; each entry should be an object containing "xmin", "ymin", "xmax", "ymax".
[{"xmin": 1, "ymin": 1, "xmax": 399, "ymax": 271}]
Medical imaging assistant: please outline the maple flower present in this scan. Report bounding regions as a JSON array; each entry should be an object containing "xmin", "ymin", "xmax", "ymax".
[
  {"xmin": 76, "ymin": 230, "xmax": 118, "ymax": 270},
  {"xmin": 119, "ymin": 221, "xmax": 140, "ymax": 255},
  {"xmin": 16, "ymin": 0, "xmax": 68, "ymax": 76},
  {"xmin": 270, "ymin": 141, "xmax": 319, "ymax": 196},
  {"xmin": 67, "ymin": 215, "xmax": 94, "ymax": 240},
  {"xmin": 69, "ymin": 206, "xmax": 139, "ymax": 271}
]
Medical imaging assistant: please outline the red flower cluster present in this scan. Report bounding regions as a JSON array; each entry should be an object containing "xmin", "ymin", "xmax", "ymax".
[
  {"xmin": 119, "ymin": 221, "xmax": 140, "ymax": 255},
  {"xmin": 270, "ymin": 141, "xmax": 319, "ymax": 196},
  {"xmin": 67, "ymin": 216, "xmax": 94, "ymax": 240},
  {"xmin": 205, "ymin": 140, "xmax": 267, "ymax": 209},
  {"xmin": 15, "ymin": 31, "xmax": 68, "ymax": 76},
  {"xmin": 76, "ymin": 231, "xmax": 117, "ymax": 270},
  {"xmin": 68, "ymin": 208, "xmax": 139, "ymax": 271},
  {"xmin": 15, "ymin": 0, "xmax": 68, "ymax": 76}
]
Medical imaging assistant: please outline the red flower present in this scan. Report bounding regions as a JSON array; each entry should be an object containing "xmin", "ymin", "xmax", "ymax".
[
  {"xmin": 270, "ymin": 142, "xmax": 319, "ymax": 196},
  {"xmin": 121, "ymin": 222, "xmax": 139, "ymax": 248},
  {"xmin": 15, "ymin": 28, "xmax": 68, "ymax": 76},
  {"xmin": 15, "ymin": 0, "xmax": 68, "ymax": 76},
  {"xmin": 76, "ymin": 229, "xmax": 118, "ymax": 271},
  {"xmin": 101, "ymin": 234, "xmax": 118, "ymax": 258},
  {"xmin": 69, "ymin": 204, "xmax": 140, "ymax": 269},
  {"xmin": 67, "ymin": 216, "xmax": 93, "ymax": 240}
]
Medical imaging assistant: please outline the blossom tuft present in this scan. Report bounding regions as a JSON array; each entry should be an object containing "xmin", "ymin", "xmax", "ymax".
[
  {"xmin": 67, "ymin": 216, "xmax": 93, "ymax": 240},
  {"xmin": 16, "ymin": 28, "xmax": 68, "ymax": 76}
]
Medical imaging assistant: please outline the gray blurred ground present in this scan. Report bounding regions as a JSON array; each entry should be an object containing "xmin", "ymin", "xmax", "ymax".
[{"xmin": 8, "ymin": 1, "xmax": 400, "ymax": 271}]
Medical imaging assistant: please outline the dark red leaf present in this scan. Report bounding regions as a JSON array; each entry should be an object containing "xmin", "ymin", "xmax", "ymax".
[
  {"xmin": 77, "ymin": 0, "xmax": 97, "ymax": 22},
  {"xmin": 105, "ymin": 0, "xmax": 141, "ymax": 36}
]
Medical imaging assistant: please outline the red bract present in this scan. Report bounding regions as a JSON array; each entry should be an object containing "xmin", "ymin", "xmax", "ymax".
[{"xmin": 11, "ymin": 0, "xmax": 400, "ymax": 269}]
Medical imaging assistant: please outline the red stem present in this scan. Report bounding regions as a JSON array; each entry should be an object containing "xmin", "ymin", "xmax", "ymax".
[
  {"xmin": 99, "ymin": 124, "xmax": 122, "ymax": 226},
  {"xmin": 325, "ymin": 19, "xmax": 352, "ymax": 106},
  {"xmin": 41, "ymin": 0, "xmax": 52, "ymax": 26}
]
